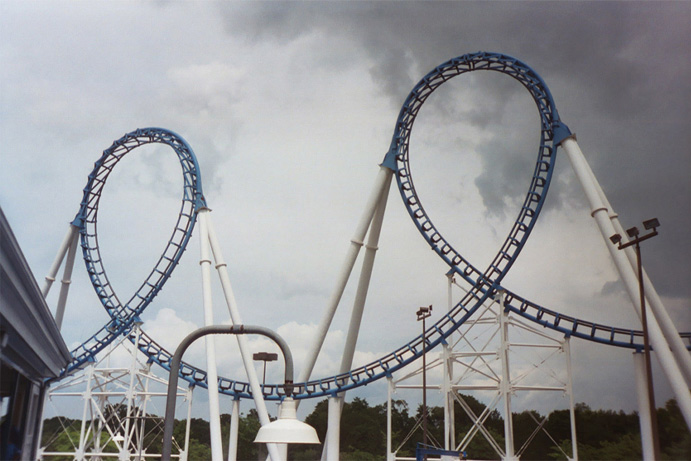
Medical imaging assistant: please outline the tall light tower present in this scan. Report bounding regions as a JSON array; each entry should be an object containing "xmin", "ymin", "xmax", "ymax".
[
  {"xmin": 254, "ymin": 352, "xmax": 278, "ymax": 394},
  {"xmin": 416, "ymin": 305, "xmax": 433, "ymax": 452},
  {"xmin": 610, "ymin": 217, "xmax": 661, "ymax": 460}
]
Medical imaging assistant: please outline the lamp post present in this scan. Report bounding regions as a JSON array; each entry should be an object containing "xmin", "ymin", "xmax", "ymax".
[
  {"xmin": 161, "ymin": 325, "xmax": 319, "ymax": 460},
  {"xmin": 254, "ymin": 352, "xmax": 278, "ymax": 395},
  {"xmin": 416, "ymin": 305, "xmax": 433, "ymax": 452},
  {"xmin": 610, "ymin": 218, "xmax": 661, "ymax": 460}
]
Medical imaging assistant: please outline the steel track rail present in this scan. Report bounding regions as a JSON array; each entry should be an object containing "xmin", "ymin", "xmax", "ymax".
[
  {"xmin": 54, "ymin": 54, "xmax": 690, "ymax": 402},
  {"xmin": 51, "ymin": 127, "xmax": 206, "ymax": 379}
]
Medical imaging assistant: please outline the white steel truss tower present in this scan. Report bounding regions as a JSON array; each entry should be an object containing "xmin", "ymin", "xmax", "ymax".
[
  {"xmin": 38, "ymin": 323, "xmax": 193, "ymax": 460},
  {"xmin": 386, "ymin": 275, "xmax": 578, "ymax": 461}
]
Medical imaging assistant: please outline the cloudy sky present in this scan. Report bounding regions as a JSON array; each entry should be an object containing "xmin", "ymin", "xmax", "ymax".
[{"xmin": 1, "ymin": 1, "xmax": 689, "ymax": 423}]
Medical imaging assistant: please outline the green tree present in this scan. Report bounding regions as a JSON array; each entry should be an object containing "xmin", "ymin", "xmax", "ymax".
[
  {"xmin": 548, "ymin": 433, "xmax": 641, "ymax": 460},
  {"xmin": 39, "ymin": 397, "xmax": 690, "ymax": 460},
  {"xmin": 40, "ymin": 417, "xmax": 81, "ymax": 460},
  {"xmin": 381, "ymin": 399, "xmax": 416, "ymax": 457},
  {"xmin": 596, "ymin": 433, "xmax": 642, "ymax": 460},
  {"xmin": 453, "ymin": 395, "xmax": 504, "ymax": 460},
  {"xmin": 237, "ymin": 408, "xmax": 262, "ymax": 460},
  {"xmin": 303, "ymin": 399, "xmax": 328, "ymax": 444},
  {"xmin": 512, "ymin": 410, "xmax": 555, "ymax": 460},
  {"xmin": 548, "ymin": 439, "xmax": 599, "ymax": 460},
  {"xmin": 658, "ymin": 399, "xmax": 691, "ymax": 460},
  {"xmin": 186, "ymin": 437, "xmax": 213, "ymax": 460}
]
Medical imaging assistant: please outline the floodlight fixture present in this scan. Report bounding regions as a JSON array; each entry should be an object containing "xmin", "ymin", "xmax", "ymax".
[
  {"xmin": 416, "ymin": 305, "xmax": 433, "ymax": 321},
  {"xmin": 611, "ymin": 219, "xmax": 660, "ymax": 250},
  {"xmin": 626, "ymin": 226, "xmax": 640, "ymax": 238},
  {"xmin": 253, "ymin": 352, "xmax": 278, "ymax": 362},
  {"xmin": 643, "ymin": 218, "xmax": 660, "ymax": 230},
  {"xmin": 254, "ymin": 351, "xmax": 279, "ymax": 394}
]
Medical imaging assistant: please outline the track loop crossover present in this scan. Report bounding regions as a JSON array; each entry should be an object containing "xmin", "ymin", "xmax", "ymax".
[{"xmin": 57, "ymin": 54, "xmax": 691, "ymax": 401}]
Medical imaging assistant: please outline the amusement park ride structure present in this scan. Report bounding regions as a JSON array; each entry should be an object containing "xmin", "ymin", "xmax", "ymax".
[{"xmin": 38, "ymin": 52, "xmax": 691, "ymax": 460}]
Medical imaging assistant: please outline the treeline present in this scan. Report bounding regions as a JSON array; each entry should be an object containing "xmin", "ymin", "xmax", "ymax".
[{"xmin": 42, "ymin": 396, "xmax": 689, "ymax": 460}]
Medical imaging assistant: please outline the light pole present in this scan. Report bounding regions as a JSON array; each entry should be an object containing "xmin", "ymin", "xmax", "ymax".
[
  {"xmin": 417, "ymin": 305, "xmax": 432, "ymax": 452},
  {"xmin": 254, "ymin": 352, "xmax": 278, "ymax": 395},
  {"xmin": 610, "ymin": 218, "xmax": 661, "ymax": 460},
  {"xmin": 161, "ymin": 325, "xmax": 319, "ymax": 460}
]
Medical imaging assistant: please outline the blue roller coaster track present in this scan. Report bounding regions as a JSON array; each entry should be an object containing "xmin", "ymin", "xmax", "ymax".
[{"xmin": 51, "ymin": 52, "xmax": 691, "ymax": 402}]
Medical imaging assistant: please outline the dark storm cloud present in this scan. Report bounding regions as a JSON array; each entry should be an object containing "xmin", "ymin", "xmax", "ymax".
[
  {"xmin": 216, "ymin": 2, "xmax": 687, "ymax": 109},
  {"xmin": 218, "ymin": 1, "xmax": 691, "ymax": 299}
]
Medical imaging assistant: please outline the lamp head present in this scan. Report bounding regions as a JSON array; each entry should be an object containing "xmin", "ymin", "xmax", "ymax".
[
  {"xmin": 643, "ymin": 218, "xmax": 660, "ymax": 230},
  {"xmin": 416, "ymin": 305, "xmax": 432, "ymax": 321},
  {"xmin": 254, "ymin": 398, "xmax": 320, "ymax": 445},
  {"xmin": 253, "ymin": 352, "xmax": 278, "ymax": 362},
  {"xmin": 626, "ymin": 226, "xmax": 640, "ymax": 238},
  {"xmin": 609, "ymin": 234, "xmax": 622, "ymax": 245}
]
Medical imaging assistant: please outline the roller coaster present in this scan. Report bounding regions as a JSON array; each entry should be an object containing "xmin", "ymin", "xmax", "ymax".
[{"xmin": 41, "ymin": 51, "xmax": 691, "ymax": 459}]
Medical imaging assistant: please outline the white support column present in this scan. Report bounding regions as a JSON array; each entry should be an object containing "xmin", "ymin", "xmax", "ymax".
[
  {"xmin": 77, "ymin": 364, "xmax": 95, "ymax": 459},
  {"xmin": 564, "ymin": 337, "xmax": 578, "ymax": 461},
  {"xmin": 42, "ymin": 224, "xmax": 79, "ymax": 297},
  {"xmin": 41, "ymin": 224, "xmax": 80, "ymax": 330},
  {"xmin": 228, "ymin": 398, "xmax": 240, "ymax": 461},
  {"xmin": 121, "ymin": 324, "xmax": 141, "ymax": 459},
  {"xmin": 318, "ymin": 180, "xmax": 393, "ymax": 460},
  {"xmin": 204, "ymin": 212, "xmax": 282, "ymax": 461},
  {"xmin": 387, "ymin": 377, "xmax": 393, "ymax": 461},
  {"xmin": 634, "ymin": 352, "xmax": 656, "ymax": 461},
  {"xmin": 497, "ymin": 290, "xmax": 515, "ymax": 460},
  {"xmin": 298, "ymin": 167, "xmax": 394, "ymax": 384},
  {"xmin": 443, "ymin": 273, "xmax": 454, "ymax": 451},
  {"xmin": 54, "ymin": 227, "xmax": 79, "ymax": 330},
  {"xmin": 182, "ymin": 385, "xmax": 194, "ymax": 461},
  {"xmin": 561, "ymin": 137, "xmax": 691, "ymax": 427},
  {"xmin": 326, "ymin": 396, "xmax": 342, "ymax": 461},
  {"xmin": 339, "ymin": 181, "xmax": 390, "ymax": 376},
  {"xmin": 138, "ymin": 361, "xmax": 152, "ymax": 456},
  {"xmin": 443, "ymin": 343, "xmax": 451, "ymax": 451},
  {"xmin": 94, "ymin": 394, "xmax": 103, "ymax": 456},
  {"xmin": 197, "ymin": 209, "xmax": 224, "ymax": 461}
]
